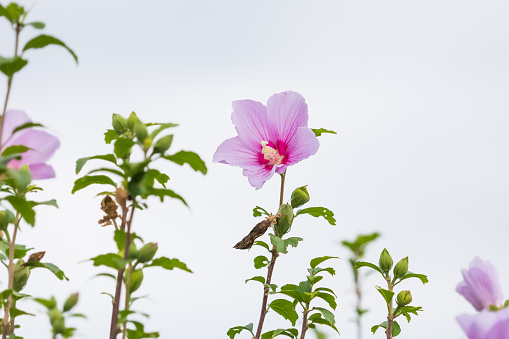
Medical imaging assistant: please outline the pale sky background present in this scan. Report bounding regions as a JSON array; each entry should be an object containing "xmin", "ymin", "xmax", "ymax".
[{"xmin": 1, "ymin": 1, "xmax": 508, "ymax": 338}]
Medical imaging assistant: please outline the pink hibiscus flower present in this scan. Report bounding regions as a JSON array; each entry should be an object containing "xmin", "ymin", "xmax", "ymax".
[
  {"xmin": 1, "ymin": 110, "xmax": 60, "ymax": 179},
  {"xmin": 457, "ymin": 308, "xmax": 509, "ymax": 339},
  {"xmin": 213, "ymin": 91, "xmax": 319, "ymax": 189}
]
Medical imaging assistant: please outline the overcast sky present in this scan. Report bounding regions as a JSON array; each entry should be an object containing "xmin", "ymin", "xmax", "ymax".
[{"xmin": 1, "ymin": 1, "xmax": 508, "ymax": 338}]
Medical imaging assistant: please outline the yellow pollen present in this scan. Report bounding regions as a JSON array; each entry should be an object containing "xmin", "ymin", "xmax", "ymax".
[{"xmin": 261, "ymin": 141, "xmax": 284, "ymax": 165}]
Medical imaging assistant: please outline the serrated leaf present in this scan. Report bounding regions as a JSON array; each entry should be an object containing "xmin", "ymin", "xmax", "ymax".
[
  {"xmin": 295, "ymin": 207, "xmax": 335, "ymax": 226},
  {"xmin": 279, "ymin": 284, "xmax": 303, "ymax": 302},
  {"xmin": 376, "ymin": 287, "xmax": 394, "ymax": 306},
  {"xmin": 311, "ymin": 128, "xmax": 337, "ymax": 137},
  {"xmin": 314, "ymin": 307, "xmax": 336, "ymax": 326},
  {"xmin": 269, "ymin": 299, "xmax": 298, "ymax": 326},
  {"xmin": 310, "ymin": 256, "xmax": 338, "ymax": 269},
  {"xmin": 270, "ymin": 234, "xmax": 286, "ymax": 253},
  {"xmin": 398, "ymin": 272, "xmax": 428, "ymax": 285},
  {"xmin": 104, "ymin": 130, "xmax": 118, "ymax": 144},
  {"xmin": 353, "ymin": 261, "xmax": 384, "ymax": 275},
  {"xmin": 71, "ymin": 175, "xmax": 117, "ymax": 194},
  {"xmin": 315, "ymin": 287, "xmax": 337, "ymax": 297},
  {"xmin": 254, "ymin": 255, "xmax": 269, "ymax": 269},
  {"xmin": 149, "ymin": 188, "xmax": 188, "ymax": 206},
  {"xmin": 163, "ymin": 151, "xmax": 207, "ymax": 175},
  {"xmin": 284, "ymin": 237, "xmax": 303, "ymax": 250},
  {"xmin": 0, "ymin": 56, "xmax": 28, "ymax": 77},
  {"xmin": 308, "ymin": 313, "xmax": 339, "ymax": 333},
  {"xmin": 23, "ymin": 34, "xmax": 78, "ymax": 63},
  {"xmin": 114, "ymin": 138, "xmax": 135, "ymax": 159},
  {"xmin": 22, "ymin": 262, "xmax": 69, "ymax": 281},
  {"xmin": 261, "ymin": 328, "xmax": 299, "ymax": 339},
  {"xmin": 146, "ymin": 257, "xmax": 192, "ymax": 273},
  {"xmin": 245, "ymin": 276, "xmax": 265, "ymax": 285},
  {"xmin": 253, "ymin": 206, "xmax": 269, "ymax": 217},
  {"xmin": 371, "ymin": 320, "xmax": 400, "ymax": 337},
  {"xmin": 75, "ymin": 154, "xmax": 117, "ymax": 174},
  {"xmin": 227, "ymin": 323, "xmax": 254, "ymax": 339},
  {"xmin": 316, "ymin": 292, "xmax": 337, "ymax": 310},
  {"xmin": 90, "ymin": 253, "xmax": 130, "ymax": 270},
  {"xmin": 253, "ymin": 240, "xmax": 270, "ymax": 252}
]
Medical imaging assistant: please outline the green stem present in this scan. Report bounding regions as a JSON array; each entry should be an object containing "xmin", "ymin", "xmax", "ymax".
[
  {"xmin": 2, "ymin": 212, "xmax": 20, "ymax": 338},
  {"xmin": 254, "ymin": 171, "xmax": 287, "ymax": 339},
  {"xmin": 122, "ymin": 264, "xmax": 133, "ymax": 339}
]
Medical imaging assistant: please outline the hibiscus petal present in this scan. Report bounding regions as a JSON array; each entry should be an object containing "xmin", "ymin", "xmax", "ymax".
[
  {"xmin": 243, "ymin": 165, "xmax": 277, "ymax": 190},
  {"xmin": 284, "ymin": 127, "xmax": 319, "ymax": 166},
  {"xmin": 1, "ymin": 110, "xmax": 31, "ymax": 145},
  {"xmin": 28, "ymin": 163, "xmax": 56, "ymax": 179},
  {"xmin": 213, "ymin": 136, "xmax": 262, "ymax": 169},
  {"xmin": 8, "ymin": 129, "xmax": 60, "ymax": 164},
  {"xmin": 266, "ymin": 91, "xmax": 309, "ymax": 147},
  {"xmin": 231, "ymin": 100, "xmax": 272, "ymax": 150}
]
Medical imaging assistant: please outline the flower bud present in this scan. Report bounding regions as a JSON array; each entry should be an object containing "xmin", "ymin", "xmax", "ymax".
[
  {"xmin": 137, "ymin": 243, "xmax": 158, "ymax": 263},
  {"xmin": 0, "ymin": 210, "xmax": 15, "ymax": 231},
  {"xmin": 127, "ymin": 269, "xmax": 144, "ymax": 293},
  {"xmin": 134, "ymin": 122, "xmax": 148, "ymax": 143},
  {"xmin": 127, "ymin": 242, "xmax": 138, "ymax": 260},
  {"xmin": 290, "ymin": 186, "xmax": 310, "ymax": 208},
  {"xmin": 378, "ymin": 248, "xmax": 393, "ymax": 273},
  {"xmin": 112, "ymin": 114, "xmax": 128, "ymax": 134},
  {"xmin": 393, "ymin": 257, "xmax": 408, "ymax": 279},
  {"xmin": 153, "ymin": 135, "xmax": 174, "ymax": 154},
  {"xmin": 13, "ymin": 260, "xmax": 30, "ymax": 292},
  {"xmin": 274, "ymin": 203, "xmax": 294, "ymax": 236},
  {"xmin": 63, "ymin": 293, "xmax": 79, "ymax": 312},
  {"xmin": 127, "ymin": 112, "xmax": 141, "ymax": 129},
  {"xmin": 49, "ymin": 308, "xmax": 66, "ymax": 334},
  {"xmin": 397, "ymin": 290, "xmax": 412, "ymax": 306}
]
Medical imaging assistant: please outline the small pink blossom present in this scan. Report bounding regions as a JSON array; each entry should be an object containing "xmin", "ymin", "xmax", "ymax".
[
  {"xmin": 213, "ymin": 91, "xmax": 319, "ymax": 189},
  {"xmin": 1, "ymin": 110, "xmax": 59, "ymax": 179},
  {"xmin": 456, "ymin": 257, "xmax": 503, "ymax": 311}
]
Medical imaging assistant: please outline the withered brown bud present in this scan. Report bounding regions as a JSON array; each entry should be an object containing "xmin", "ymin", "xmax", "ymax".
[
  {"xmin": 27, "ymin": 251, "xmax": 45, "ymax": 263},
  {"xmin": 99, "ymin": 195, "xmax": 119, "ymax": 227},
  {"xmin": 234, "ymin": 214, "xmax": 279, "ymax": 250},
  {"xmin": 115, "ymin": 188, "xmax": 128, "ymax": 207}
]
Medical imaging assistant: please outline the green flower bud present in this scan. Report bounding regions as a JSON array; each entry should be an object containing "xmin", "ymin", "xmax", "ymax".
[
  {"xmin": 127, "ymin": 112, "xmax": 141, "ymax": 129},
  {"xmin": 13, "ymin": 260, "xmax": 30, "ymax": 292},
  {"xmin": 49, "ymin": 308, "xmax": 66, "ymax": 334},
  {"xmin": 274, "ymin": 203, "xmax": 294, "ymax": 236},
  {"xmin": 378, "ymin": 248, "xmax": 393, "ymax": 273},
  {"xmin": 137, "ymin": 242, "xmax": 158, "ymax": 263},
  {"xmin": 290, "ymin": 186, "xmax": 310, "ymax": 208},
  {"xmin": 127, "ymin": 242, "xmax": 138, "ymax": 260},
  {"xmin": 393, "ymin": 257, "xmax": 408, "ymax": 279},
  {"xmin": 134, "ymin": 122, "xmax": 148, "ymax": 143},
  {"xmin": 396, "ymin": 290, "xmax": 412, "ymax": 306},
  {"xmin": 0, "ymin": 210, "xmax": 15, "ymax": 231},
  {"xmin": 153, "ymin": 135, "xmax": 174, "ymax": 154},
  {"xmin": 112, "ymin": 114, "xmax": 128, "ymax": 134},
  {"xmin": 63, "ymin": 293, "xmax": 79, "ymax": 312},
  {"xmin": 128, "ymin": 269, "xmax": 144, "ymax": 293}
]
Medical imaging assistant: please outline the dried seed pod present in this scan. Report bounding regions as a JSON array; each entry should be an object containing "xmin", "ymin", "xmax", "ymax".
[
  {"xmin": 27, "ymin": 251, "xmax": 45, "ymax": 263},
  {"xmin": 234, "ymin": 214, "xmax": 278, "ymax": 250},
  {"xmin": 98, "ymin": 195, "xmax": 119, "ymax": 227}
]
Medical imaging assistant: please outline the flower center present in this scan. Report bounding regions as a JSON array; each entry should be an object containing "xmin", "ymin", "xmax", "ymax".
[{"xmin": 261, "ymin": 141, "xmax": 284, "ymax": 165}]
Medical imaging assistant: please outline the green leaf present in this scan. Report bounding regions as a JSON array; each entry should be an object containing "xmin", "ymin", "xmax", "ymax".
[
  {"xmin": 0, "ymin": 56, "xmax": 28, "ymax": 77},
  {"xmin": 0, "ymin": 4, "xmax": 11, "ymax": 22},
  {"xmin": 342, "ymin": 232, "xmax": 380, "ymax": 256},
  {"xmin": 114, "ymin": 138, "xmax": 135, "ymax": 159},
  {"xmin": 7, "ymin": 167, "xmax": 32, "ymax": 191},
  {"xmin": 33, "ymin": 297, "xmax": 57, "ymax": 309},
  {"xmin": 269, "ymin": 299, "xmax": 298, "ymax": 326},
  {"xmin": 31, "ymin": 199, "xmax": 58, "ymax": 208},
  {"xmin": 279, "ymin": 284, "xmax": 303, "ymax": 302},
  {"xmin": 308, "ymin": 313, "xmax": 339, "ymax": 333},
  {"xmin": 2, "ymin": 145, "xmax": 30, "ymax": 157},
  {"xmin": 5, "ymin": 196, "xmax": 35, "ymax": 226},
  {"xmin": 315, "ymin": 287, "xmax": 337, "ymax": 297},
  {"xmin": 371, "ymin": 320, "xmax": 401, "ymax": 337},
  {"xmin": 398, "ymin": 272, "xmax": 428, "ymax": 285},
  {"xmin": 104, "ymin": 129, "xmax": 118, "ymax": 144},
  {"xmin": 71, "ymin": 175, "xmax": 117, "ymax": 194},
  {"xmin": 253, "ymin": 240, "xmax": 270, "ymax": 252},
  {"xmin": 295, "ymin": 207, "xmax": 335, "ymax": 226},
  {"xmin": 310, "ymin": 256, "xmax": 338, "ymax": 269},
  {"xmin": 396, "ymin": 305, "xmax": 423, "ymax": 321},
  {"xmin": 146, "ymin": 257, "xmax": 192, "ymax": 273},
  {"xmin": 353, "ymin": 261, "xmax": 384, "ymax": 275},
  {"xmin": 75, "ymin": 154, "xmax": 117, "ymax": 174},
  {"xmin": 261, "ymin": 328, "xmax": 299, "ymax": 339},
  {"xmin": 376, "ymin": 287, "xmax": 394, "ymax": 306},
  {"xmin": 152, "ymin": 134, "xmax": 173, "ymax": 154},
  {"xmin": 312, "ymin": 267, "xmax": 336, "ymax": 277},
  {"xmin": 23, "ymin": 34, "xmax": 78, "ymax": 64},
  {"xmin": 163, "ymin": 151, "xmax": 207, "ymax": 175},
  {"xmin": 311, "ymin": 128, "xmax": 337, "ymax": 137},
  {"xmin": 284, "ymin": 237, "xmax": 303, "ymax": 250},
  {"xmin": 90, "ymin": 253, "xmax": 130, "ymax": 270},
  {"xmin": 316, "ymin": 292, "xmax": 337, "ymax": 310},
  {"xmin": 4, "ymin": 3, "xmax": 23, "ymax": 23},
  {"xmin": 314, "ymin": 307, "xmax": 336, "ymax": 326},
  {"xmin": 245, "ymin": 276, "xmax": 265, "ymax": 285},
  {"xmin": 227, "ymin": 323, "xmax": 254, "ymax": 339},
  {"xmin": 149, "ymin": 123, "xmax": 179, "ymax": 140},
  {"xmin": 10, "ymin": 307, "xmax": 34, "ymax": 318},
  {"xmin": 253, "ymin": 206, "xmax": 270, "ymax": 217},
  {"xmin": 22, "ymin": 262, "xmax": 69, "ymax": 281},
  {"xmin": 254, "ymin": 255, "xmax": 269, "ymax": 269},
  {"xmin": 149, "ymin": 188, "xmax": 188, "ymax": 206},
  {"xmin": 270, "ymin": 234, "xmax": 286, "ymax": 253},
  {"xmin": 25, "ymin": 21, "xmax": 45, "ymax": 29}
]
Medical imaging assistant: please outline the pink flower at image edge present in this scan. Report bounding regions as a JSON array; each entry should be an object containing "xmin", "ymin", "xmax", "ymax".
[
  {"xmin": 456, "ymin": 257, "xmax": 503, "ymax": 312},
  {"xmin": 457, "ymin": 308, "xmax": 509, "ymax": 339},
  {"xmin": 1, "ymin": 110, "xmax": 59, "ymax": 179},
  {"xmin": 213, "ymin": 91, "xmax": 319, "ymax": 189}
]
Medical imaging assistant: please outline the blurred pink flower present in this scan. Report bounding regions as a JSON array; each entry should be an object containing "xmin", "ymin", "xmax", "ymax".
[
  {"xmin": 213, "ymin": 91, "xmax": 319, "ymax": 189},
  {"xmin": 1, "ymin": 110, "xmax": 59, "ymax": 179},
  {"xmin": 457, "ymin": 308, "xmax": 509, "ymax": 339},
  {"xmin": 456, "ymin": 257, "xmax": 503, "ymax": 311}
]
